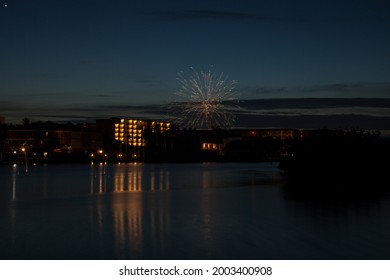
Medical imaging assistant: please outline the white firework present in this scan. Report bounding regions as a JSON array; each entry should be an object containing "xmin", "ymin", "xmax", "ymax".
[{"xmin": 170, "ymin": 68, "xmax": 239, "ymax": 129}]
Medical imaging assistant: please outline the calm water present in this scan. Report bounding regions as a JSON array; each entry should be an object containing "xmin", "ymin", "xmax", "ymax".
[{"xmin": 0, "ymin": 162, "xmax": 389, "ymax": 260}]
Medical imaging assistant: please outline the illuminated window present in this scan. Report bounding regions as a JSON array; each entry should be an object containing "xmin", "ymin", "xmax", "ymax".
[{"xmin": 202, "ymin": 143, "xmax": 219, "ymax": 151}]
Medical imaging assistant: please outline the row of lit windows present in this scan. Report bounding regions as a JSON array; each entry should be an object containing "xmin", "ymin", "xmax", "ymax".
[
  {"xmin": 115, "ymin": 119, "xmax": 171, "ymax": 143},
  {"xmin": 120, "ymin": 119, "xmax": 146, "ymax": 124},
  {"xmin": 115, "ymin": 122, "xmax": 170, "ymax": 130},
  {"xmin": 202, "ymin": 143, "xmax": 220, "ymax": 151},
  {"xmin": 115, "ymin": 125, "xmax": 168, "ymax": 131},
  {"xmin": 115, "ymin": 120, "xmax": 170, "ymax": 127},
  {"xmin": 114, "ymin": 127, "xmax": 143, "ymax": 131},
  {"xmin": 115, "ymin": 133, "xmax": 142, "ymax": 137},
  {"xmin": 114, "ymin": 132, "xmax": 143, "ymax": 136},
  {"xmin": 151, "ymin": 122, "xmax": 170, "ymax": 127},
  {"xmin": 128, "ymin": 138, "xmax": 143, "ymax": 142},
  {"xmin": 117, "ymin": 119, "xmax": 169, "ymax": 124},
  {"xmin": 129, "ymin": 139, "xmax": 146, "ymax": 146}
]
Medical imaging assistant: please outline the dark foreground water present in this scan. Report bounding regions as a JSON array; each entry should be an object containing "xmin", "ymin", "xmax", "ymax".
[{"xmin": 0, "ymin": 162, "xmax": 389, "ymax": 260}]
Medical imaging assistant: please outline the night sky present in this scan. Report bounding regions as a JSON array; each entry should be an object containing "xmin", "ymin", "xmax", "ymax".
[{"xmin": 1, "ymin": 0, "xmax": 390, "ymax": 130}]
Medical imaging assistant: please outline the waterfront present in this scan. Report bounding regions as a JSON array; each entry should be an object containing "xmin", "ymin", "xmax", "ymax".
[{"xmin": 1, "ymin": 163, "xmax": 390, "ymax": 260}]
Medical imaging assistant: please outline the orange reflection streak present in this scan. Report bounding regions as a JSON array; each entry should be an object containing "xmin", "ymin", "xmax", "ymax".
[
  {"xmin": 151, "ymin": 172, "xmax": 155, "ymax": 191},
  {"xmin": 137, "ymin": 172, "xmax": 142, "ymax": 191},
  {"xmin": 115, "ymin": 208, "xmax": 126, "ymax": 248},
  {"xmin": 114, "ymin": 171, "xmax": 125, "ymax": 192},
  {"xmin": 110, "ymin": 193, "xmax": 173, "ymax": 258},
  {"xmin": 156, "ymin": 170, "xmax": 170, "ymax": 191},
  {"xmin": 12, "ymin": 165, "xmax": 17, "ymax": 200},
  {"xmin": 112, "ymin": 196, "xmax": 143, "ymax": 257},
  {"xmin": 87, "ymin": 164, "xmax": 175, "ymax": 258},
  {"xmin": 98, "ymin": 166, "xmax": 104, "ymax": 193},
  {"xmin": 93, "ymin": 163, "xmax": 173, "ymax": 193},
  {"xmin": 90, "ymin": 164, "xmax": 94, "ymax": 194}
]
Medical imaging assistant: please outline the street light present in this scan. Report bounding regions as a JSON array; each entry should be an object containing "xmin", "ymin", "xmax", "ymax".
[
  {"xmin": 98, "ymin": 150, "xmax": 105, "ymax": 163},
  {"xmin": 21, "ymin": 147, "xmax": 28, "ymax": 172}
]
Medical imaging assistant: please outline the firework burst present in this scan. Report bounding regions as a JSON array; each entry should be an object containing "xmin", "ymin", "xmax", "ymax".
[{"xmin": 169, "ymin": 68, "xmax": 239, "ymax": 129}]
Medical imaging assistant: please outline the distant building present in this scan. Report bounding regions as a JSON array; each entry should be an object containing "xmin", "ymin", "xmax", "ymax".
[
  {"xmin": 6, "ymin": 124, "xmax": 103, "ymax": 163},
  {"xmin": 244, "ymin": 129, "xmax": 298, "ymax": 140},
  {"xmin": 196, "ymin": 128, "xmax": 300, "ymax": 161},
  {"xmin": 0, "ymin": 117, "xmax": 5, "ymax": 124}
]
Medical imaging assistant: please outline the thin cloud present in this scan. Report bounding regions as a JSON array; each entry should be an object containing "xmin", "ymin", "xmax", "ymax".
[
  {"xmin": 135, "ymin": 78, "xmax": 168, "ymax": 88},
  {"xmin": 237, "ymin": 98, "xmax": 390, "ymax": 109},
  {"xmin": 148, "ymin": 9, "xmax": 265, "ymax": 22},
  {"xmin": 246, "ymin": 83, "xmax": 390, "ymax": 98},
  {"xmin": 242, "ymin": 86, "xmax": 288, "ymax": 96},
  {"xmin": 235, "ymin": 114, "xmax": 390, "ymax": 130},
  {"xmin": 3, "ymin": 98, "xmax": 390, "ymax": 130},
  {"xmin": 148, "ymin": 8, "xmax": 390, "ymax": 25},
  {"xmin": 301, "ymin": 82, "xmax": 390, "ymax": 98},
  {"xmin": 235, "ymin": 107, "xmax": 390, "ymax": 118},
  {"xmin": 94, "ymin": 94, "xmax": 114, "ymax": 98}
]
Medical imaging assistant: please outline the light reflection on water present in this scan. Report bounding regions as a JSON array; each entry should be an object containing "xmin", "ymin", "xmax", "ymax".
[{"xmin": 1, "ymin": 163, "xmax": 390, "ymax": 259}]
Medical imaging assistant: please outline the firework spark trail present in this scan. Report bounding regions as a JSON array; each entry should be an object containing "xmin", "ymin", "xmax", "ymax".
[{"xmin": 169, "ymin": 68, "xmax": 239, "ymax": 129}]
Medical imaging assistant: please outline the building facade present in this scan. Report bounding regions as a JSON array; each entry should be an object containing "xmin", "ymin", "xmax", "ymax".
[{"xmin": 114, "ymin": 118, "xmax": 171, "ymax": 161}]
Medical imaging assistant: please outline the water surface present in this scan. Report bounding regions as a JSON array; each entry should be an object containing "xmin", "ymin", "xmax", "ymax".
[{"xmin": 0, "ymin": 163, "xmax": 389, "ymax": 259}]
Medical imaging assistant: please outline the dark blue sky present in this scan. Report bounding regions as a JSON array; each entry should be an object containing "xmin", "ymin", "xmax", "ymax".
[{"xmin": 1, "ymin": 0, "xmax": 390, "ymax": 126}]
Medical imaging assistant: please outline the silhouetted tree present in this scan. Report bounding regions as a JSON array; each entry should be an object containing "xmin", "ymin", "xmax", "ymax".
[{"xmin": 22, "ymin": 118, "xmax": 30, "ymax": 127}]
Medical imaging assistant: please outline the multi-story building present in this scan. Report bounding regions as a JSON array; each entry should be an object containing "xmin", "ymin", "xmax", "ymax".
[{"xmin": 114, "ymin": 118, "xmax": 171, "ymax": 161}]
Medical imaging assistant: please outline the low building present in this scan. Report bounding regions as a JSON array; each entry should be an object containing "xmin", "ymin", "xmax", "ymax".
[{"xmin": 6, "ymin": 124, "xmax": 103, "ymax": 163}]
